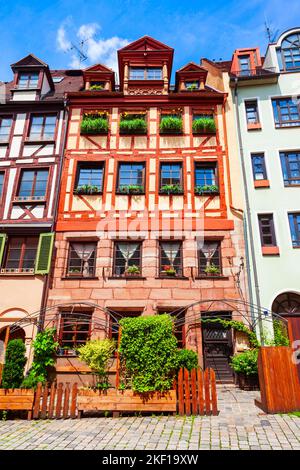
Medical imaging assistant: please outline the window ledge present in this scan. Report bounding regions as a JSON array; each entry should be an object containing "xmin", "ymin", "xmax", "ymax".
[
  {"xmin": 0, "ymin": 271, "xmax": 35, "ymax": 276},
  {"xmin": 247, "ymin": 123, "xmax": 262, "ymax": 131},
  {"xmin": 25, "ymin": 138, "xmax": 55, "ymax": 144},
  {"xmin": 195, "ymin": 275, "xmax": 229, "ymax": 280},
  {"xmin": 73, "ymin": 192, "xmax": 103, "ymax": 196},
  {"xmin": 262, "ymin": 246, "xmax": 280, "ymax": 256},
  {"xmin": 254, "ymin": 179, "xmax": 270, "ymax": 188},
  {"xmin": 156, "ymin": 276, "xmax": 189, "ymax": 280},
  {"xmin": 62, "ymin": 276, "xmax": 99, "ymax": 280},
  {"xmin": 115, "ymin": 192, "xmax": 145, "ymax": 196},
  {"xmin": 13, "ymin": 197, "xmax": 46, "ymax": 204},
  {"xmin": 275, "ymin": 124, "xmax": 300, "ymax": 129},
  {"xmin": 108, "ymin": 276, "xmax": 146, "ymax": 280},
  {"xmin": 159, "ymin": 192, "xmax": 184, "ymax": 196},
  {"xmin": 0, "ymin": 140, "xmax": 9, "ymax": 145}
]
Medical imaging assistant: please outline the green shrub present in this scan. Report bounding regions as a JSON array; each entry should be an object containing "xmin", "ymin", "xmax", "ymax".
[
  {"xmin": 119, "ymin": 117, "xmax": 147, "ymax": 134},
  {"xmin": 230, "ymin": 349, "xmax": 258, "ymax": 376},
  {"xmin": 78, "ymin": 339, "xmax": 116, "ymax": 390},
  {"xmin": 80, "ymin": 117, "xmax": 108, "ymax": 134},
  {"xmin": 176, "ymin": 349, "xmax": 198, "ymax": 371},
  {"xmin": 1, "ymin": 339, "xmax": 27, "ymax": 389},
  {"xmin": 192, "ymin": 117, "xmax": 216, "ymax": 134},
  {"xmin": 22, "ymin": 328, "xmax": 58, "ymax": 388},
  {"xmin": 273, "ymin": 319, "xmax": 290, "ymax": 346},
  {"xmin": 160, "ymin": 116, "xmax": 183, "ymax": 134},
  {"xmin": 119, "ymin": 314, "xmax": 178, "ymax": 393}
]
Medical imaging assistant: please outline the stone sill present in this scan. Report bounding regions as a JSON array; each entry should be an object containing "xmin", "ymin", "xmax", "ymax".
[
  {"xmin": 254, "ymin": 179, "xmax": 270, "ymax": 188},
  {"xmin": 108, "ymin": 276, "xmax": 146, "ymax": 280},
  {"xmin": 62, "ymin": 276, "xmax": 99, "ymax": 280},
  {"xmin": 195, "ymin": 276, "xmax": 229, "ymax": 280},
  {"xmin": 156, "ymin": 276, "xmax": 189, "ymax": 280},
  {"xmin": 262, "ymin": 246, "xmax": 280, "ymax": 256},
  {"xmin": 247, "ymin": 123, "xmax": 262, "ymax": 131}
]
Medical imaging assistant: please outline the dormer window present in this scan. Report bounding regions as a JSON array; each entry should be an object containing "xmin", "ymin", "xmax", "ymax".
[
  {"xmin": 17, "ymin": 72, "xmax": 39, "ymax": 89},
  {"xmin": 129, "ymin": 67, "xmax": 162, "ymax": 80},
  {"xmin": 280, "ymin": 33, "xmax": 300, "ymax": 70},
  {"xmin": 90, "ymin": 81, "xmax": 105, "ymax": 91},
  {"xmin": 238, "ymin": 55, "xmax": 250, "ymax": 76},
  {"xmin": 185, "ymin": 81, "xmax": 199, "ymax": 91}
]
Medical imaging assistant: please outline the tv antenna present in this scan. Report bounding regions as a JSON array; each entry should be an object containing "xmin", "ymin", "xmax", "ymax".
[
  {"xmin": 68, "ymin": 39, "xmax": 89, "ymax": 64},
  {"xmin": 264, "ymin": 18, "xmax": 279, "ymax": 43}
]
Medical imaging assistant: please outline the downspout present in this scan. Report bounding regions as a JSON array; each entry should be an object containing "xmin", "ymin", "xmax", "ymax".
[
  {"xmin": 233, "ymin": 78, "xmax": 264, "ymax": 343},
  {"xmin": 38, "ymin": 99, "xmax": 69, "ymax": 330}
]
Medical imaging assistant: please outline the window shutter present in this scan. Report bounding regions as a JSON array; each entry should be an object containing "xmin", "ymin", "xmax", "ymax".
[
  {"xmin": 35, "ymin": 232, "xmax": 54, "ymax": 275},
  {"xmin": 0, "ymin": 234, "xmax": 7, "ymax": 266}
]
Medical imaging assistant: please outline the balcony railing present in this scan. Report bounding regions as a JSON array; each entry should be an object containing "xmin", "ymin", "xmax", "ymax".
[{"xmin": 230, "ymin": 67, "xmax": 277, "ymax": 78}]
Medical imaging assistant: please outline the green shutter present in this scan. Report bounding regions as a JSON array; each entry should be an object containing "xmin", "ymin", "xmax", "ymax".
[
  {"xmin": 0, "ymin": 234, "xmax": 6, "ymax": 266},
  {"xmin": 35, "ymin": 232, "xmax": 55, "ymax": 275}
]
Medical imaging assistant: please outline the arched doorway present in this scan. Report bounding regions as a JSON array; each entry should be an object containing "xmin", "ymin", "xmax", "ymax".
[{"xmin": 272, "ymin": 292, "xmax": 300, "ymax": 378}]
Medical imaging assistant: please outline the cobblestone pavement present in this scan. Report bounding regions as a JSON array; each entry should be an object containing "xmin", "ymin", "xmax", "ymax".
[{"xmin": 0, "ymin": 386, "xmax": 300, "ymax": 450}]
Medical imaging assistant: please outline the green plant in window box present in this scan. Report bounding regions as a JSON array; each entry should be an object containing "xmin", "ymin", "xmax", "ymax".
[
  {"xmin": 125, "ymin": 265, "xmax": 141, "ymax": 276},
  {"xmin": 74, "ymin": 184, "xmax": 102, "ymax": 195},
  {"xmin": 186, "ymin": 82, "xmax": 199, "ymax": 91},
  {"xmin": 192, "ymin": 117, "xmax": 216, "ymax": 134},
  {"xmin": 80, "ymin": 112, "xmax": 108, "ymax": 135},
  {"xmin": 89, "ymin": 84, "xmax": 105, "ymax": 91},
  {"xmin": 160, "ymin": 183, "xmax": 183, "ymax": 195},
  {"xmin": 162, "ymin": 265, "xmax": 177, "ymax": 276},
  {"xmin": 194, "ymin": 184, "xmax": 219, "ymax": 195},
  {"xmin": 159, "ymin": 115, "xmax": 183, "ymax": 134},
  {"xmin": 118, "ymin": 184, "xmax": 144, "ymax": 195},
  {"xmin": 119, "ymin": 113, "xmax": 147, "ymax": 134},
  {"xmin": 204, "ymin": 263, "xmax": 220, "ymax": 276}
]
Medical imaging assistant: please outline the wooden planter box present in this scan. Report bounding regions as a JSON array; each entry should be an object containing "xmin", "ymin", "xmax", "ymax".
[
  {"xmin": 235, "ymin": 373, "xmax": 259, "ymax": 391},
  {"xmin": 0, "ymin": 389, "xmax": 35, "ymax": 419},
  {"xmin": 77, "ymin": 388, "xmax": 176, "ymax": 415}
]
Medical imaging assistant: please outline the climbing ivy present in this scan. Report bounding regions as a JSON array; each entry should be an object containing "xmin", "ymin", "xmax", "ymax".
[{"xmin": 201, "ymin": 318, "xmax": 260, "ymax": 348}]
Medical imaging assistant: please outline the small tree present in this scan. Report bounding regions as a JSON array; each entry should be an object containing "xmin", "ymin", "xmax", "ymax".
[
  {"xmin": 78, "ymin": 339, "xmax": 116, "ymax": 390},
  {"xmin": 1, "ymin": 339, "xmax": 27, "ymax": 389},
  {"xmin": 22, "ymin": 328, "xmax": 58, "ymax": 388},
  {"xmin": 176, "ymin": 349, "xmax": 199, "ymax": 371}
]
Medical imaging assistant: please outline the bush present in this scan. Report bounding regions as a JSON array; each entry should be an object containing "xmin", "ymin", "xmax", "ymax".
[
  {"xmin": 176, "ymin": 349, "xmax": 198, "ymax": 371},
  {"xmin": 192, "ymin": 117, "xmax": 216, "ymax": 134},
  {"xmin": 273, "ymin": 320, "xmax": 290, "ymax": 346},
  {"xmin": 80, "ymin": 117, "xmax": 108, "ymax": 134},
  {"xmin": 230, "ymin": 349, "xmax": 258, "ymax": 376},
  {"xmin": 120, "ymin": 118, "xmax": 147, "ymax": 134},
  {"xmin": 22, "ymin": 328, "xmax": 58, "ymax": 388},
  {"xmin": 1, "ymin": 339, "xmax": 27, "ymax": 389},
  {"xmin": 160, "ymin": 116, "xmax": 183, "ymax": 134},
  {"xmin": 119, "ymin": 315, "xmax": 178, "ymax": 393},
  {"xmin": 78, "ymin": 339, "xmax": 116, "ymax": 390}
]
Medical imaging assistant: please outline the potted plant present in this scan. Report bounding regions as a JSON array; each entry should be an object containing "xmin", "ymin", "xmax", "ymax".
[
  {"xmin": 192, "ymin": 117, "xmax": 216, "ymax": 134},
  {"xmin": 186, "ymin": 82, "xmax": 199, "ymax": 91},
  {"xmin": 118, "ymin": 184, "xmax": 144, "ymax": 195},
  {"xmin": 194, "ymin": 184, "xmax": 219, "ymax": 195},
  {"xmin": 160, "ymin": 183, "xmax": 183, "ymax": 195},
  {"xmin": 204, "ymin": 263, "xmax": 220, "ymax": 276},
  {"xmin": 162, "ymin": 265, "xmax": 177, "ymax": 277},
  {"xmin": 119, "ymin": 113, "xmax": 147, "ymax": 135},
  {"xmin": 160, "ymin": 115, "xmax": 183, "ymax": 134},
  {"xmin": 80, "ymin": 111, "xmax": 109, "ymax": 135},
  {"xmin": 230, "ymin": 349, "xmax": 259, "ymax": 390},
  {"xmin": 125, "ymin": 265, "xmax": 141, "ymax": 276},
  {"xmin": 89, "ymin": 84, "xmax": 105, "ymax": 91},
  {"xmin": 74, "ymin": 184, "xmax": 102, "ymax": 195}
]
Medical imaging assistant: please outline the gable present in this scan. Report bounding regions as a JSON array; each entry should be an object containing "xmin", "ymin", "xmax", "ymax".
[
  {"xmin": 178, "ymin": 62, "xmax": 207, "ymax": 73},
  {"xmin": 119, "ymin": 36, "xmax": 173, "ymax": 52},
  {"xmin": 11, "ymin": 54, "xmax": 48, "ymax": 68},
  {"xmin": 84, "ymin": 63, "xmax": 113, "ymax": 73}
]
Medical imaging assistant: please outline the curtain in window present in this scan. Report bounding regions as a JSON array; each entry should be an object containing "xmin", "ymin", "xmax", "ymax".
[
  {"xmin": 118, "ymin": 243, "xmax": 139, "ymax": 268},
  {"xmin": 201, "ymin": 242, "xmax": 219, "ymax": 267},
  {"xmin": 161, "ymin": 242, "xmax": 181, "ymax": 264},
  {"xmin": 72, "ymin": 243, "xmax": 95, "ymax": 277}
]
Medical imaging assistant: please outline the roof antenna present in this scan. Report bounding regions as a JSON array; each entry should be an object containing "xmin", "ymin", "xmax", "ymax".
[
  {"xmin": 264, "ymin": 17, "xmax": 279, "ymax": 43},
  {"xmin": 68, "ymin": 39, "xmax": 88, "ymax": 64}
]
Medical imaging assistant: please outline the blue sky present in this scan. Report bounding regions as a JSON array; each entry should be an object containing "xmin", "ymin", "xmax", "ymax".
[{"xmin": 0, "ymin": 0, "xmax": 299, "ymax": 82}]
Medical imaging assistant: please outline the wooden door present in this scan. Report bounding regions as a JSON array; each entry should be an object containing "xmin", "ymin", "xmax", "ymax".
[{"xmin": 202, "ymin": 324, "xmax": 233, "ymax": 383}]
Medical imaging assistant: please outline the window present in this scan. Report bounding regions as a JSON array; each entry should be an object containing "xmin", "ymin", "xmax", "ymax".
[
  {"xmin": 75, "ymin": 163, "xmax": 104, "ymax": 193},
  {"xmin": 28, "ymin": 115, "xmax": 56, "ymax": 140},
  {"xmin": 280, "ymin": 151, "xmax": 300, "ymax": 186},
  {"xmin": 281, "ymin": 33, "xmax": 300, "ymax": 70},
  {"xmin": 110, "ymin": 312, "xmax": 141, "ymax": 343},
  {"xmin": 251, "ymin": 154, "xmax": 267, "ymax": 181},
  {"xmin": 198, "ymin": 241, "xmax": 222, "ymax": 276},
  {"xmin": 117, "ymin": 162, "xmax": 145, "ymax": 192},
  {"xmin": 245, "ymin": 101, "xmax": 259, "ymax": 124},
  {"xmin": 59, "ymin": 312, "xmax": 91, "ymax": 348},
  {"xmin": 159, "ymin": 241, "xmax": 183, "ymax": 277},
  {"xmin": 4, "ymin": 237, "xmax": 38, "ymax": 271},
  {"xmin": 0, "ymin": 172, "xmax": 4, "ymax": 197},
  {"xmin": 67, "ymin": 242, "xmax": 97, "ymax": 278},
  {"xmin": 238, "ymin": 55, "xmax": 250, "ymax": 75},
  {"xmin": 17, "ymin": 72, "xmax": 39, "ymax": 89},
  {"xmin": 185, "ymin": 81, "xmax": 199, "ymax": 90},
  {"xmin": 158, "ymin": 309, "xmax": 186, "ymax": 348},
  {"xmin": 0, "ymin": 117, "xmax": 12, "ymax": 141},
  {"xmin": 272, "ymin": 98, "xmax": 300, "ymax": 128},
  {"xmin": 195, "ymin": 163, "xmax": 217, "ymax": 187},
  {"xmin": 17, "ymin": 169, "xmax": 49, "ymax": 199},
  {"xmin": 258, "ymin": 214, "xmax": 277, "ymax": 246},
  {"xmin": 160, "ymin": 163, "xmax": 183, "ymax": 190},
  {"xmin": 129, "ymin": 67, "xmax": 162, "ymax": 80},
  {"xmin": 113, "ymin": 241, "xmax": 142, "ymax": 277},
  {"xmin": 288, "ymin": 213, "xmax": 300, "ymax": 247}
]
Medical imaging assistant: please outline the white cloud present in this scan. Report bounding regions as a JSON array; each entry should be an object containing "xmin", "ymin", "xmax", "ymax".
[{"xmin": 56, "ymin": 21, "xmax": 129, "ymax": 73}]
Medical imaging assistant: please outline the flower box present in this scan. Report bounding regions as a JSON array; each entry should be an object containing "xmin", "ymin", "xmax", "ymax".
[
  {"xmin": 192, "ymin": 117, "xmax": 216, "ymax": 134},
  {"xmin": 160, "ymin": 116, "xmax": 183, "ymax": 134},
  {"xmin": 160, "ymin": 184, "xmax": 183, "ymax": 195},
  {"xmin": 77, "ymin": 388, "xmax": 176, "ymax": 414},
  {"xmin": 234, "ymin": 372, "xmax": 259, "ymax": 391},
  {"xmin": 119, "ymin": 114, "xmax": 147, "ymax": 134},
  {"xmin": 80, "ymin": 113, "xmax": 108, "ymax": 135},
  {"xmin": 194, "ymin": 185, "xmax": 219, "ymax": 196},
  {"xmin": 74, "ymin": 185, "xmax": 102, "ymax": 195},
  {"xmin": 0, "ymin": 389, "xmax": 35, "ymax": 418},
  {"xmin": 118, "ymin": 185, "xmax": 144, "ymax": 195}
]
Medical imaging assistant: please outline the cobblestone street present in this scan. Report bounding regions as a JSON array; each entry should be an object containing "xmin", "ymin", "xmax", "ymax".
[{"xmin": 0, "ymin": 387, "xmax": 300, "ymax": 450}]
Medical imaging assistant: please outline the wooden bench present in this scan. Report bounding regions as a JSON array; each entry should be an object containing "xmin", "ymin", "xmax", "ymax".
[{"xmin": 0, "ymin": 389, "xmax": 35, "ymax": 419}]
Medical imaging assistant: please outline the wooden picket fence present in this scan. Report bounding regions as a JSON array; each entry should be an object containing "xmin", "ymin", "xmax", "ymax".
[
  {"xmin": 176, "ymin": 367, "xmax": 218, "ymax": 416},
  {"xmin": 32, "ymin": 382, "xmax": 78, "ymax": 419}
]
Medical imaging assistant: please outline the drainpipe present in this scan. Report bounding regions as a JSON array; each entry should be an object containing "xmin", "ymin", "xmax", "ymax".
[
  {"xmin": 38, "ymin": 100, "xmax": 70, "ymax": 330},
  {"xmin": 233, "ymin": 79, "xmax": 264, "ymax": 343}
]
